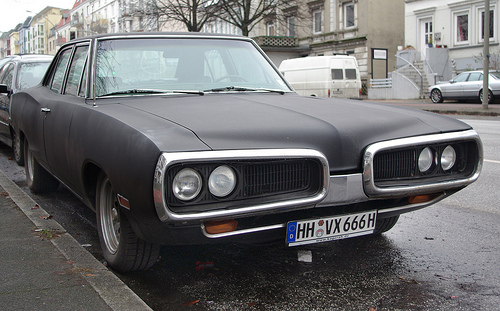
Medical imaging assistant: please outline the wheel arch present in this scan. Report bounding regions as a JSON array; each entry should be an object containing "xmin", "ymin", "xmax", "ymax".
[{"xmin": 82, "ymin": 161, "xmax": 104, "ymax": 212}]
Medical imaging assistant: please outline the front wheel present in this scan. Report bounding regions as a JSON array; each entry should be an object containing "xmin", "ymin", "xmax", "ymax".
[
  {"xmin": 430, "ymin": 89, "xmax": 443, "ymax": 103},
  {"xmin": 24, "ymin": 138, "xmax": 59, "ymax": 193},
  {"xmin": 373, "ymin": 215, "xmax": 400, "ymax": 235},
  {"xmin": 96, "ymin": 174, "xmax": 160, "ymax": 272}
]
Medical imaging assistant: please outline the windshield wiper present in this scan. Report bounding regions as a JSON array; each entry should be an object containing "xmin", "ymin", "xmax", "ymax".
[
  {"xmin": 99, "ymin": 89, "xmax": 204, "ymax": 97},
  {"xmin": 100, "ymin": 89, "xmax": 166, "ymax": 97},
  {"xmin": 167, "ymin": 90, "xmax": 205, "ymax": 95},
  {"xmin": 204, "ymin": 86, "xmax": 285, "ymax": 95}
]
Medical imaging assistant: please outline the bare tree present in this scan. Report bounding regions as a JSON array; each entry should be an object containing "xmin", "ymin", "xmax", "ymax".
[
  {"xmin": 154, "ymin": 0, "xmax": 218, "ymax": 32},
  {"xmin": 214, "ymin": 0, "xmax": 278, "ymax": 36}
]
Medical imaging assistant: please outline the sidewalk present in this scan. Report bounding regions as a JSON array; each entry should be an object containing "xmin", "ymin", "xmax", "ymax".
[
  {"xmin": 367, "ymin": 98, "xmax": 500, "ymax": 117},
  {"xmin": 0, "ymin": 169, "xmax": 152, "ymax": 311}
]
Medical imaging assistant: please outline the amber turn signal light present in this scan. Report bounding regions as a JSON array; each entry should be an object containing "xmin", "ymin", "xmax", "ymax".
[
  {"xmin": 204, "ymin": 220, "xmax": 238, "ymax": 234},
  {"xmin": 408, "ymin": 193, "xmax": 440, "ymax": 204}
]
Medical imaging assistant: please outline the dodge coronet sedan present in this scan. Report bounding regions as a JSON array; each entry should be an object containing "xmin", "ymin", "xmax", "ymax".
[{"xmin": 10, "ymin": 33, "xmax": 483, "ymax": 272}]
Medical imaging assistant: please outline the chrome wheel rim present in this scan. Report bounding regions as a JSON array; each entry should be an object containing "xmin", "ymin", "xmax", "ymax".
[
  {"xmin": 431, "ymin": 90, "xmax": 441, "ymax": 103},
  {"xmin": 99, "ymin": 178, "xmax": 120, "ymax": 255},
  {"xmin": 26, "ymin": 147, "xmax": 34, "ymax": 184}
]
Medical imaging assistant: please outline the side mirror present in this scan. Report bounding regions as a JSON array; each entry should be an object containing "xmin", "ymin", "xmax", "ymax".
[
  {"xmin": 449, "ymin": 80, "xmax": 455, "ymax": 84},
  {"xmin": 0, "ymin": 84, "xmax": 9, "ymax": 94}
]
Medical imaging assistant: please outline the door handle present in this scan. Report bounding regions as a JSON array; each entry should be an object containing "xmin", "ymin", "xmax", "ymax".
[{"xmin": 41, "ymin": 108, "xmax": 51, "ymax": 113}]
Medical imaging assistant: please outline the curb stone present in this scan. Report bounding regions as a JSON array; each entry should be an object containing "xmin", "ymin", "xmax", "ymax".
[{"xmin": 0, "ymin": 169, "xmax": 152, "ymax": 311}]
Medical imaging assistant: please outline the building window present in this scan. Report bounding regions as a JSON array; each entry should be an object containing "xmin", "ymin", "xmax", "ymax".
[
  {"xmin": 424, "ymin": 20, "xmax": 433, "ymax": 45},
  {"xmin": 287, "ymin": 16, "xmax": 296, "ymax": 37},
  {"xmin": 266, "ymin": 21, "xmax": 275, "ymax": 36},
  {"xmin": 344, "ymin": 2, "xmax": 355, "ymax": 28},
  {"xmin": 480, "ymin": 9, "xmax": 494, "ymax": 40},
  {"xmin": 455, "ymin": 12, "xmax": 469, "ymax": 44},
  {"xmin": 313, "ymin": 10, "xmax": 322, "ymax": 34}
]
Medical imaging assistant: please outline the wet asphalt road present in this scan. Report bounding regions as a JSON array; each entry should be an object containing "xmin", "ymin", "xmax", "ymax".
[{"xmin": 1, "ymin": 117, "xmax": 499, "ymax": 310}]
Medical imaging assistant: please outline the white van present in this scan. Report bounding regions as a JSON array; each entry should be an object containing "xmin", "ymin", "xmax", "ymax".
[{"xmin": 279, "ymin": 56, "xmax": 362, "ymax": 98}]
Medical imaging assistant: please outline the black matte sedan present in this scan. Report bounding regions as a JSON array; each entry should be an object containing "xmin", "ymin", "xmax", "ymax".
[
  {"xmin": 10, "ymin": 33, "xmax": 483, "ymax": 272},
  {"xmin": 0, "ymin": 54, "xmax": 53, "ymax": 165}
]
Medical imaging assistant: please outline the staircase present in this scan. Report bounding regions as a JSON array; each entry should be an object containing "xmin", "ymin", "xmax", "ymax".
[{"xmin": 395, "ymin": 60, "xmax": 432, "ymax": 99}]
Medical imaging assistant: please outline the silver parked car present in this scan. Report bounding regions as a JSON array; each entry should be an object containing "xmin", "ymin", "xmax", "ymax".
[
  {"xmin": 0, "ymin": 54, "xmax": 53, "ymax": 165},
  {"xmin": 428, "ymin": 70, "xmax": 500, "ymax": 104}
]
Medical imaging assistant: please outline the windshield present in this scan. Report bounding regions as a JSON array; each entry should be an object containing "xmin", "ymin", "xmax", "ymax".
[
  {"xmin": 94, "ymin": 38, "xmax": 291, "ymax": 97},
  {"xmin": 18, "ymin": 62, "xmax": 51, "ymax": 90}
]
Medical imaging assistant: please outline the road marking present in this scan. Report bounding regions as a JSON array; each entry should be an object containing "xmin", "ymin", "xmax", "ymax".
[{"xmin": 484, "ymin": 159, "xmax": 500, "ymax": 164}]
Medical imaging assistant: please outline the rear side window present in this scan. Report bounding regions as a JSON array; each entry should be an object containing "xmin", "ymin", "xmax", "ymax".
[
  {"xmin": 331, "ymin": 69, "xmax": 343, "ymax": 80},
  {"xmin": 65, "ymin": 45, "xmax": 89, "ymax": 96},
  {"xmin": 345, "ymin": 68, "xmax": 357, "ymax": 80},
  {"xmin": 49, "ymin": 48, "xmax": 72, "ymax": 94}
]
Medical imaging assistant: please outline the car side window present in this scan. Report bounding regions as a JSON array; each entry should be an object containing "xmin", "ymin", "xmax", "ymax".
[
  {"xmin": 65, "ymin": 45, "xmax": 89, "ymax": 97},
  {"xmin": 453, "ymin": 73, "xmax": 469, "ymax": 83},
  {"xmin": 0, "ymin": 63, "xmax": 15, "ymax": 88},
  {"xmin": 467, "ymin": 72, "xmax": 482, "ymax": 82},
  {"xmin": 49, "ymin": 48, "xmax": 72, "ymax": 94}
]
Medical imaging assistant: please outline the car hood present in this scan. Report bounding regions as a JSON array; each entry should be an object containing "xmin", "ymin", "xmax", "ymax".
[{"xmin": 119, "ymin": 93, "xmax": 472, "ymax": 173}]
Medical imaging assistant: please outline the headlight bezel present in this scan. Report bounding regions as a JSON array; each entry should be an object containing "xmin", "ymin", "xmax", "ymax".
[
  {"xmin": 363, "ymin": 130, "xmax": 483, "ymax": 198},
  {"xmin": 153, "ymin": 149, "xmax": 329, "ymax": 222}
]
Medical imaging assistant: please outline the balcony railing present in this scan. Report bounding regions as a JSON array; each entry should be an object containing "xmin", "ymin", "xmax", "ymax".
[{"xmin": 253, "ymin": 36, "xmax": 298, "ymax": 48}]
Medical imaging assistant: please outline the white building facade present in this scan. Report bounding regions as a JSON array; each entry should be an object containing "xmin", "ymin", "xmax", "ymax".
[{"xmin": 405, "ymin": 0, "xmax": 499, "ymax": 72}]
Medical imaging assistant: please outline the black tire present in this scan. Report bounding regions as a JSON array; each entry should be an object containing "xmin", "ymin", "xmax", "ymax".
[
  {"xmin": 479, "ymin": 89, "xmax": 493, "ymax": 104},
  {"xmin": 430, "ymin": 89, "xmax": 443, "ymax": 103},
  {"xmin": 12, "ymin": 130, "xmax": 24, "ymax": 166},
  {"xmin": 24, "ymin": 138, "xmax": 59, "ymax": 193},
  {"xmin": 96, "ymin": 174, "xmax": 160, "ymax": 272},
  {"xmin": 373, "ymin": 215, "xmax": 399, "ymax": 235}
]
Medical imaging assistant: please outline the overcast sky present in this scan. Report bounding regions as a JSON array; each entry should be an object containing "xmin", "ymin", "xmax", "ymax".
[{"xmin": 1, "ymin": 0, "xmax": 74, "ymax": 33}]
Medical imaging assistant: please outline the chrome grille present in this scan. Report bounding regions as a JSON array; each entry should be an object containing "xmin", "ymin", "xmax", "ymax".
[
  {"xmin": 374, "ymin": 149, "xmax": 417, "ymax": 180},
  {"xmin": 243, "ymin": 161, "xmax": 311, "ymax": 196}
]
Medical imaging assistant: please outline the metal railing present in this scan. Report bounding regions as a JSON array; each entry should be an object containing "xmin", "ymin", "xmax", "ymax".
[
  {"xmin": 370, "ymin": 78, "xmax": 392, "ymax": 88},
  {"xmin": 395, "ymin": 55, "xmax": 424, "ymax": 98}
]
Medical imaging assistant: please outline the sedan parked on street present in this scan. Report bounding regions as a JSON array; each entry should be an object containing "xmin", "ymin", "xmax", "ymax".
[
  {"xmin": 10, "ymin": 33, "xmax": 483, "ymax": 272},
  {"xmin": 0, "ymin": 54, "xmax": 53, "ymax": 165},
  {"xmin": 428, "ymin": 70, "xmax": 500, "ymax": 103}
]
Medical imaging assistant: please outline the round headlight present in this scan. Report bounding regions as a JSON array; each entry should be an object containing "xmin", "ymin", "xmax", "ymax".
[
  {"xmin": 209, "ymin": 165, "xmax": 236, "ymax": 197},
  {"xmin": 418, "ymin": 147, "xmax": 434, "ymax": 172},
  {"xmin": 441, "ymin": 145, "xmax": 456, "ymax": 171},
  {"xmin": 172, "ymin": 168, "xmax": 202, "ymax": 201}
]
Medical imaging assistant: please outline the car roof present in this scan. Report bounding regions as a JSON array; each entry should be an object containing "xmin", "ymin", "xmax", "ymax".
[
  {"xmin": 1, "ymin": 54, "xmax": 53, "ymax": 64},
  {"xmin": 10, "ymin": 54, "xmax": 53, "ymax": 62},
  {"xmin": 459, "ymin": 70, "xmax": 500, "ymax": 74},
  {"xmin": 64, "ymin": 31, "xmax": 250, "ymax": 46}
]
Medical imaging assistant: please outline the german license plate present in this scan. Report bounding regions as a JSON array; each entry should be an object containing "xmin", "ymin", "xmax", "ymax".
[{"xmin": 286, "ymin": 211, "xmax": 377, "ymax": 246}]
